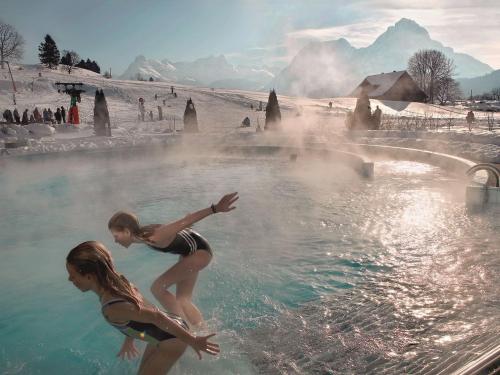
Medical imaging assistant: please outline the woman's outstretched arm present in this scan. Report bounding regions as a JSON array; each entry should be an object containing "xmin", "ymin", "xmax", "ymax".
[
  {"xmin": 106, "ymin": 303, "xmax": 220, "ymax": 359},
  {"xmin": 149, "ymin": 192, "xmax": 238, "ymax": 247}
]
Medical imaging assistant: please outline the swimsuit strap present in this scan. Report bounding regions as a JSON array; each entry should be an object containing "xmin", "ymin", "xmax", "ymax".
[
  {"xmin": 101, "ymin": 298, "xmax": 128, "ymax": 309},
  {"xmin": 101, "ymin": 298, "xmax": 130, "ymax": 325}
]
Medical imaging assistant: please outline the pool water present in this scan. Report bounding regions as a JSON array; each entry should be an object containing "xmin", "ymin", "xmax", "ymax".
[{"xmin": 0, "ymin": 150, "xmax": 498, "ymax": 374}]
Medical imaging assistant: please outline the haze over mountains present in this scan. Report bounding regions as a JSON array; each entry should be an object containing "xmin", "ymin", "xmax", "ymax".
[
  {"xmin": 119, "ymin": 55, "xmax": 279, "ymax": 91},
  {"xmin": 458, "ymin": 70, "xmax": 500, "ymax": 97},
  {"xmin": 120, "ymin": 18, "xmax": 498, "ymax": 97}
]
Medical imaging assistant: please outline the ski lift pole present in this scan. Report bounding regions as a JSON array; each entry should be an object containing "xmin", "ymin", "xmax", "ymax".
[{"xmin": 5, "ymin": 61, "xmax": 17, "ymax": 105}]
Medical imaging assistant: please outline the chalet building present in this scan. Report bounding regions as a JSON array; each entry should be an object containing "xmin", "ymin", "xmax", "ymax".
[{"xmin": 350, "ymin": 70, "xmax": 427, "ymax": 102}]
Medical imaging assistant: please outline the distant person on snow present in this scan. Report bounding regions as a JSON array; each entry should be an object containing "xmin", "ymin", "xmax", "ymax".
[
  {"xmin": 61, "ymin": 106, "xmax": 66, "ymax": 123},
  {"xmin": 21, "ymin": 109, "xmax": 29, "ymax": 125},
  {"xmin": 3, "ymin": 109, "xmax": 14, "ymax": 124},
  {"xmin": 34, "ymin": 107, "xmax": 42, "ymax": 122},
  {"xmin": 55, "ymin": 108, "xmax": 62, "ymax": 124},
  {"xmin": 241, "ymin": 117, "xmax": 250, "ymax": 127},
  {"xmin": 47, "ymin": 108, "xmax": 54, "ymax": 124},
  {"xmin": 43, "ymin": 108, "xmax": 49, "ymax": 123},
  {"xmin": 372, "ymin": 105, "xmax": 382, "ymax": 130},
  {"xmin": 13, "ymin": 108, "xmax": 20, "ymax": 124},
  {"xmin": 138, "ymin": 98, "xmax": 145, "ymax": 121},
  {"xmin": 466, "ymin": 111, "xmax": 475, "ymax": 131}
]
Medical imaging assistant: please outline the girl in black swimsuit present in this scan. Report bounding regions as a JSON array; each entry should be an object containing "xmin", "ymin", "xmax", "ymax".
[
  {"xmin": 66, "ymin": 241, "xmax": 219, "ymax": 374},
  {"xmin": 108, "ymin": 192, "xmax": 238, "ymax": 327}
]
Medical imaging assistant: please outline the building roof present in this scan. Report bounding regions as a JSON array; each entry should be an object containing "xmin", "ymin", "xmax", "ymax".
[{"xmin": 351, "ymin": 70, "xmax": 407, "ymax": 97}]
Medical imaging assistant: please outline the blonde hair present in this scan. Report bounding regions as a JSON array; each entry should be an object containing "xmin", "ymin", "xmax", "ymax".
[
  {"xmin": 108, "ymin": 211, "xmax": 160, "ymax": 242},
  {"xmin": 66, "ymin": 241, "xmax": 143, "ymax": 308}
]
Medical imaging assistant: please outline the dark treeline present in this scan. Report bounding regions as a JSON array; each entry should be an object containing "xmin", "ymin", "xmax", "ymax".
[
  {"xmin": 75, "ymin": 58, "xmax": 101, "ymax": 74},
  {"xmin": 38, "ymin": 33, "xmax": 100, "ymax": 74}
]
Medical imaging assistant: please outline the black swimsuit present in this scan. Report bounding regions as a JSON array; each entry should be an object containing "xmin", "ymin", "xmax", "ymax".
[
  {"xmin": 148, "ymin": 229, "xmax": 212, "ymax": 257},
  {"xmin": 101, "ymin": 298, "xmax": 189, "ymax": 345}
]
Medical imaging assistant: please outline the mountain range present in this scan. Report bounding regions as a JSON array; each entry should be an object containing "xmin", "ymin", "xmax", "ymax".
[
  {"xmin": 119, "ymin": 55, "xmax": 278, "ymax": 91},
  {"xmin": 270, "ymin": 18, "xmax": 493, "ymax": 97},
  {"xmin": 120, "ymin": 18, "xmax": 495, "ymax": 97},
  {"xmin": 457, "ymin": 70, "xmax": 500, "ymax": 97}
]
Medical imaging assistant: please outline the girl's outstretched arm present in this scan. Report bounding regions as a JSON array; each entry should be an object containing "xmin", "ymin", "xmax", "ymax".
[
  {"xmin": 149, "ymin": 192, "xmax": 238, "ymax": 247},
  {"xmin": 105, "ymin": 303, "xmax": 220, "ymax": 359}
]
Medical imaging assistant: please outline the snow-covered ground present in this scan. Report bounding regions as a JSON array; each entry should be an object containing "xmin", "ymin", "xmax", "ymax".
[{"xmin": 0, "ymin": 64, "xmax": 498, "ymax": 163}]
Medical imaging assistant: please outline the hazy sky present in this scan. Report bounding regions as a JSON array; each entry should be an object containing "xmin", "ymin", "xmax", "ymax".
[{"xmin": 2, "ymin": 0, "xmax": 499, "ymax": 74}]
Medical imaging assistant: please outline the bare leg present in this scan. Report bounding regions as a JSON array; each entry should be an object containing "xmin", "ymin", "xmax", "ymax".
[
  {"xmin": 137, "ymin": 344, "xmax": 156, "ymax": 374},
  {"xmin": 177, "ymin": 272, "xmax": 204, "ymax": 327},
  {"xmin": 138, "ymin": 340, "xmax": 186, "ymax": 375},
  {"xmin": 151, "ymin": 279, "xmax": 184, "ymax": 318},
  {"xmin": 151, "ymin": 251, "xmax": 211, "ymax": 322}
]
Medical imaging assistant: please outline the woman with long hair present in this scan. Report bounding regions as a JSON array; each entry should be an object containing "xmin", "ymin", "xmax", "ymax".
[
  {"xmin": 66, "ymin": 241, "xmax": 219, "ymax": 375},
  {"xmin": 107, "ymin": 192, "xmax": 238, "ymax": 327}
]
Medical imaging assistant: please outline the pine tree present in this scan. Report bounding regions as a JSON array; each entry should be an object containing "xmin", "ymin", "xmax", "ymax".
[
  {"xmin": 60, "ymin": 53, "xmax": 69, "ymax": 65},
  {"xmin": 38, "ymin": 34, "xmax": 60, "ymax": 68},
  {"xmin": 264, "ymin": 89, "xmax": 282, "ymax": 130},
  {"xmin": 91, "ymin": 60, "xmax": 100, "ymax": 74},
  {"xmin": 76, "ymin": 59, "xmax": 86, "ymax": 69}
]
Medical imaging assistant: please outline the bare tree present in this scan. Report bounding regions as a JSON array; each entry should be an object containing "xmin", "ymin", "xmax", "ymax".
[
  {"xmin": 408, "ymin": 49, "xmax": 455, "ymax": 103},
  {"xmin": 435, "ymin": 77, "xmax": 462, "ymax": 105},
  {"xmin": 60, "ymin": 50, "xmax": 80, "ymax": 74},
  {"xmin": 0, "ymin": 21, "xmax": 25, "ymax": 69},
  {"xmin": 491, "ymin": 87, "xmax": 500, "ymax": 101}
]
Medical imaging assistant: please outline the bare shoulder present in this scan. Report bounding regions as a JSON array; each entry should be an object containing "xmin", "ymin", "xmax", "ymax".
[
  {"xmin": 103, "ymin": 300, "xmax": 137, "ymax": 322},
  {"xmin": 148, "ymin": 226, "xmax": 176, "ymax": 248}
]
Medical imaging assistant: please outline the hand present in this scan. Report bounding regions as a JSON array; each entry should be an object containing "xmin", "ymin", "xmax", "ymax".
[
  {"xmin": 214, "ymin": 192, "xmax": 238, "ymax": 213},
  {"xmin": 191, "ymin": 333, "xmax": 220, "ymax": 360},
  {"xmin": 117, "ymin": 337, "xmax": 139, "ymax": 360}
]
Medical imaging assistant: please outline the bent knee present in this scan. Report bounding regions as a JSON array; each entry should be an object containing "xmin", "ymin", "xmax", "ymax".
[
  {"xmin": 150, "ymin": 279, "xmax": 167, "ymax": 296},
  {"xmin": 176, "ymin": 295, "xmax": 192, "ymax": 304}
]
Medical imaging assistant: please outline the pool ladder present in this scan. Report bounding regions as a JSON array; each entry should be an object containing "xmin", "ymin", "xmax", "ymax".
[{"xmin": 465, "ymin": 163, "xmax": 500, "ymax": 209}]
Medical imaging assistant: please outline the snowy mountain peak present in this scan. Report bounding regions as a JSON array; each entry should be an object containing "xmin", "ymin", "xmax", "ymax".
[
  {"xmin": 134, "ymin": 55, "xmax": 147, "ymax": 63},
  {"xmin": 393, "ymin": 18, "xmax": 429, "ymax": 36},
  {"xmin": 120, "ymin": 55, "xmax": 274, "ymax": 90},
  {"xmin": 271, "ymin": 18, "xmax": 493, "ymax": 97},
  {"xmin": 372, "ymin": 18, "xmax": 430, "ymax": 47}
]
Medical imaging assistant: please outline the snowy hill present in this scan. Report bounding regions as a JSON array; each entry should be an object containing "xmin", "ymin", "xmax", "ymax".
[
  {"xmin": 271, "ymin": 18, "xmax": 493, "ymax": 97},
  {"xmin": 119, "ymin": 55, "xmax": 274, "ymax": 91},
  {"xmin": 1, "ymin": 63, "xmax": 499, "ymax": 163},
  {"xmin": 2, "ymin": 62, "xmax": 478, "ymax": 140}
]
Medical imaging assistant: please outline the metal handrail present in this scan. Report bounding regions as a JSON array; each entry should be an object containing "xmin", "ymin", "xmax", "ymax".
[
  {"xmin": 466, "ymin": 163, "xmax": 500, "ymax": 187},
  {"xmin": 449, "ymin": 343, "xmax": 500, "ymax": 375}
]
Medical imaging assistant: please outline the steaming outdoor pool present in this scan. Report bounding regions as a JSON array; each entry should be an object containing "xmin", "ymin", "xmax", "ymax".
[{"xmin": 0, "ymin": 149, "xmax": 498, "ymax": 374}]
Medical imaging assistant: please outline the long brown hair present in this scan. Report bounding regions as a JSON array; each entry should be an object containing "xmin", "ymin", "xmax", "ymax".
[
  {"xmin": 66, "ymin": 241, "xmax": 143, "ymax": 308},
  {"xmin": 108, "ymin": 211, "xmax": 160, "ymax": 242}
]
